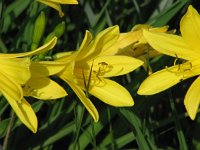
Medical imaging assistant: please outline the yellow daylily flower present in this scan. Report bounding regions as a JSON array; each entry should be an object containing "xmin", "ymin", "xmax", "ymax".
[
  {"xmin": 103, "ymin": 24, "xmax": 170, "ymax": 74},
  {"xmin": 0, "ymin": 37, "xmax": 58, "ymax": 133},
  {"xmin": 56, "ymin": 26, "xmax": 143, "ymax": 122},
  {"xmin": 138, "ymin": 5, "xmax": 200, "ymax": 120},
  {"xmin": 37, "ymin": 0, "xmax": 78, "ymax": 17}
]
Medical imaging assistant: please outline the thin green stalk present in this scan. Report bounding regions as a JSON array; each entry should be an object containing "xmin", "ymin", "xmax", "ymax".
[
  {"xmin": 73, "ymin": 104, "xmax": 85, "ymax": 150},
  {"xmin": 107, "ymin": 107, "xmax": 115, "ymax": 150},
  {"xmin": 3, "ymin": 110, "xmax": 15, "ymax": 150},
  {"xmin": 90, "ymin": 117, "xmax": 97, "ymax": 150},
  {"xmin": 168, "ymin": 90, "xmax": 188, "ymax": 150}
]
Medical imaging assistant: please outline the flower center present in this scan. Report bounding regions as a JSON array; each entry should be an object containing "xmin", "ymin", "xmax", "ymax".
[{"xmin": 93, "ymin": 62, "xmax": 112, "ymax": 78}]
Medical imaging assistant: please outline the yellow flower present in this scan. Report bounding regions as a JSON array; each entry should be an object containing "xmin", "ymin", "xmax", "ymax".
[
  {"xmin": 37, "ymin": 0, "xmax": 78, "ymax": 17},
  {"xmin": 55, "ymin": 26, "xmax": 143, "ymax": 121},
  {"xmin": 116, "ymin": 24, "xmax": 169, "ymax": 58},
  {"xmin": 137, "ymin": 5, "xmax": 200, "ymax": 120},
  {"xmin": 103, "ymin": 24, "xmax": 170, "ymax": 74},
  {"xmin": 0, "ymin": 37, "xmax": 58, "ymax": 133}
]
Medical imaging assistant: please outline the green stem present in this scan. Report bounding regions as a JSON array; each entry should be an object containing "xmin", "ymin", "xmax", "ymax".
[
  {"xmin": 91, "ymin": 117, "xmax": 97, "ymax": 150},
  {"xmin": 73, "ymin": 104, "xmax": 85, "ymax": 150},
  {"xmin": 3, "ymin": 110, "xmax": 15, "ymax": 150},
  {"xmin": 168, "ymin": 90, "xmax": 188, "ymax": 150},
  {"xmin": 107, "ymin": 107, "xmax": 115, "ymax": 150}
]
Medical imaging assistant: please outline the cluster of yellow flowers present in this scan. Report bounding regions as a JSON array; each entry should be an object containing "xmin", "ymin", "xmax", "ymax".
[{"xmin": 3, "ymin": 1, "xmax": 200, "ymax": 133}]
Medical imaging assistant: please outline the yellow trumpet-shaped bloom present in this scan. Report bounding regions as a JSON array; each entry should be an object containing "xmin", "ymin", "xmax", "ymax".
[
  {"xmin": 138, "ymin": 5, "xmax": 200, "ymax": 120},
  {"xmin": 56, "ymin": 26, "xmax": 143, "ymax": 121},
  {"xmin": 99, "ymin": 24, "xmax": 170, "ymax": 74},
  {"xmin": 37, "ymin": 0, "xmax": 78, "ymax": 17},
  {"xmin": 0, "ymin": 37, "xmax": 60, "ymax": 133}
]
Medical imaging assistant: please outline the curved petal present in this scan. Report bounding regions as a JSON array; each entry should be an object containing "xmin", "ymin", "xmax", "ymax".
[
  {"xmin": 184, "ymin": 76, "xmax": 200, "ymax": 120},
  {"xmin": 23, "ymin": 77, "xmax": 67, "ymax": 99},
  {"xmin": 143, "ymin": 30, "xmax": 200, "ymax": 60},
  {"xmin": 0, "ymin": 73, "xmax": 37, "ymax": 132},
  {"xmin": 59, "ymin": 73, "xmax": 99, "ymax": 122},
  {"xmin": 88, "ymin": 78, "xmax": 134, "ymax": 106},
  {"xmin": 75, "ymin": 31, "xmax": 93, "ymax": 60},
  {"xmin": 37, "ymin": 0, "xmax": 64, "ymax": 17},
  {"xmin": 0, "ymin": 37, "xmax": 57, "ymax": 58},
  {"xmin": 53, "ymin": 51, "xmax": 76, "ymax": 60},
  {"xmin": 138, "ymin": 65, "xmax": 183, "ymax": 95},
  {"xmin": 75, "ymin": 55, "xmax": 143, "ymax": 78},
  {"xmin": 0, "ymin": 57, "xmax": 30, "ymax": 84},
  {"xmin": 77, "ymin": 26, "xmax": 119, "ymax": 61},
  {"xmin": 8, "ymin": 98, "xmax": 38, "ymax": 133},
  {"xmin": 180, "ymin": 5, "xmax": 200, "ymax": 52},
  {"xmin": 110, "ymin": 30, "xmax": 142, "ymax": 55},
  {"xmin": 46, "ymin": 0, "xmax": 78, "ymax": 4},
  {"xmin": 30, "ymin": 61, "xmax": 67, "ymax": 77},
  {"xmin": 0, "ymin": 72, "xmax": 23, "ymax": 101}
]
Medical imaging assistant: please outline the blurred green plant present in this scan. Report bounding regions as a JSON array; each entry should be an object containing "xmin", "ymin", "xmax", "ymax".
[{"xmin": 1, "ymin": 0, "xmax": 199, "ymax": 149}]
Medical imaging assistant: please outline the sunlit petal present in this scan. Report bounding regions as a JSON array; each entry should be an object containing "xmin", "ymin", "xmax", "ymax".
[
  {"xmin": 8, "ymin": 98, "xmax": 38, "ymax": 133},
  {"xmin": 0, "ymin": 57, "xmax": 30, "ymax": 84},
  {"xmin": 138, "ymin": 66, "xmax": 183, "ymax": 95},
  {"xmin": 46, "ymin": 0, "xmax": 78, "ymax": 4},
  {"xmin": 76, "ymin": 31, "xmax": 93, "ymax": 61},
  {"xmin": 77, "ymin": 26, "xmax": 119, "ymax": 61},
  {"xmin": 89, "ymin": 79, "xmax": 134, "ymax": 106},
  {"xmin": 37, "ymin": 0, "xmax": 64, "ymax": 17},
  {"xmin": 184, "ymin": 76, "xmax": 200, "ymax": 120},
  {"xmin": 23, "ymin": 77, "xmax": 67, "ymax": 99},
  {"xmin": 30, "ymin": 61, "xmax": 67, "ymax": 77},
  {"xmin": 0, "ymin": 37, "xmax": 57, "ymax": 58},
  {"xmin": 109, "ymin": 30, "xmax": 142, "ymax": 55},
  {"xmin": 143, "ymin": 30, "xmax": 200, "ymax": 60},
  {"xmin": 0, "ymin": 72, "xmax": 23, "ymax": 101},
  {"xmin": 59, "ymin": 73, "xmax": 99, "ymax": 122},
  {"xmin": 0, "ymin": 73, "xmax": 37, "ymax": 132},
  {"xmin": 180, "ymin": 5, "xmax": 200, "ymax": 52},
  {"xmin": 75, "ymin": 55, "xmax": 143, "ymax": 78}
]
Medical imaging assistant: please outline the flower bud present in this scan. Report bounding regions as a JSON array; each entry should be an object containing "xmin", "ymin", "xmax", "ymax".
[{"xmin": 31, "ymin": 11, "xmax": 46, "ymax": 50}]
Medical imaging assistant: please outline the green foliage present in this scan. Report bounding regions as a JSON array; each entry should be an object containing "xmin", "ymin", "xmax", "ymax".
[{"xmin": 1, "ymin": 0, "xmax": 199, "ymax": 149}]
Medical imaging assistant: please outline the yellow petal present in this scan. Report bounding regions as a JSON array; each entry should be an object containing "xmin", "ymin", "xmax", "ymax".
[
  {"xmin": 53, "ymin": 51, "xmax": 75, "ymax": 60},
  {"xmin": 76, "ymin": 55, "xmax": 143, "ymax": 78},
  {"xmin": 88, "ymin": 79, "xmax": 134, "ymax": 106},
  {"xmin": 0, "ymin": 72, "xmax": 23, "ymax": 101},
  {"xmin": 138, "ymin": 65, "xmax": 183, "ymax": 95},
  {"xmin": 143, "ymin": 30, "xmax": 200, "ymax": 60},
  {"xmin": 23, "ymin": 77, "xmax": 67, "ymax": 99},
  {"xmin": 0, "ymin": 58, "xmax": 30, "ymax": 84},
  {"xmin": 112, "ymin": 30, "xmax": 142, "ymax": 55},
  {"xmin": 37, "ymin": 0, "xmax": 64, "ymax": 17},
  {"xmin": 46, "ymin": 0, "xmax": 78, "ymax": 4},
  {"xmin": 77, "ymin": 26, "xmax": 119, "ymax": 61},
  {"xmin": 184, "ymin": 76, "xmax": 200, "ymax": 120},
  {"xmin": 30, "ymin": 61, "xmax": 67, "ymax": 77},
  {"xmin": 75, "ymin": 31, "xmax": 93, "ymax": 61},
  {"xmin": 59, "ymin": 74, "xmax": 99, "ymax": 122},
  {"xmin": 138, "ymin": 59, "xmax": 200, "ymax": 95},
  {"xmin": 0, "ymin": 73, "xmax": 37, "ymax": 132},
  {"xmin": 7, "ymin": 97, "xmax": 38, "ymax": 133},
  {"xmin": 0, "ymin": 37, "xmax": 57, "ymax": 58},
  {"xmin": 180, "ymin": 5, "xmax": 200, "ymax": 52},
  {"xmin": 149, "ymin": 26, "xmax": 169, "ymax": 33}
]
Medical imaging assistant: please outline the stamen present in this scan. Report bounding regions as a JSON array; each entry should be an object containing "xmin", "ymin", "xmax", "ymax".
[{"xmin": 165, "ymin": 61, "xmax": 192, "ymax": 79}]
